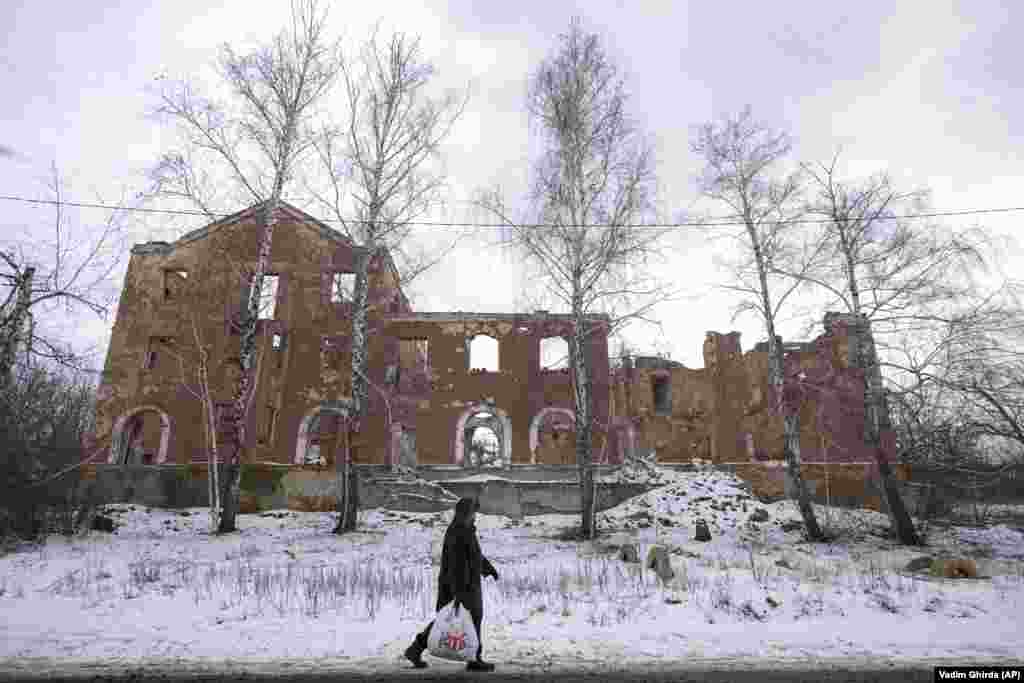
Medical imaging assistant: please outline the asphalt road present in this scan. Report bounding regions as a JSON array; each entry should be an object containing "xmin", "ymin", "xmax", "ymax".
[{"xmin": 4, "ymin": 658, "xmax": 1018, "ymax": 683}]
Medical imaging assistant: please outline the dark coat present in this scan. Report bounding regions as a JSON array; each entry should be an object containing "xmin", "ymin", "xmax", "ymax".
[{"xmin": 436, "ymin": 498, "xmax": 496, "ymax": 613}]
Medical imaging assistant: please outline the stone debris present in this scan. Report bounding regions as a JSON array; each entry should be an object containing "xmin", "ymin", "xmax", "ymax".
[
  {"xmin": 646, "ymin": 544, "xmax": 675, "ymax": 582},
  {"xmin": 749, "ymin": 508, "xmax": 770, "ymax": 522},
  {"xmin": 903, "ymin": 556, "xmax": 934, "ymax": 573},
  {"xmin": 618, "ymin": 544, "xmax": 640, "ymax": 563},
  {"xmin": 930, "ymin": 558, "xmax": 979, "ymax": 579},
  {"xmin": 90, "ymin": 515, "xmax": 116, "ymax": 533}
]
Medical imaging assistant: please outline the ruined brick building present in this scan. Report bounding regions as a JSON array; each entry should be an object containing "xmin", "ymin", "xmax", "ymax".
[{"xmin": 87, "ymin": 200, "xmax": 904, "ymax": 511}]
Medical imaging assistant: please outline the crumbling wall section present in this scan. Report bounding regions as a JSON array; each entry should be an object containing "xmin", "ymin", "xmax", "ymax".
[
  {"xmin": 618, "ymin": 313, "xmax": 897, "ymax": 469},
  {"xmin": 380, "ymin": 313, "xmax": 611, "ymax": 467},
  {"xmin": 93, "ymin": 204, "xmax": 379, "ymax": 468},
  {"xmin": 615, "ymin": 359, "xmax": 713, "ymax": 463},
  {"xmin": 92, "ymin": 200, "xmax": 886, "ymax": 510}
]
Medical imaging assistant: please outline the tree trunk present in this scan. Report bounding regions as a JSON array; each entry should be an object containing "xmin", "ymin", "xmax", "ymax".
[
  {"xmin": 770, "ymin": 343, "xmax": 825, "ymax": 541},
  {"xmin": 572, "ymin": 315, "xmax": 596, "ymax": 540},
  {"xmin": 0, "ymin": 266, "xmax": 35, "ymax": 392},
  {"xmin": 853, "ymin": 315, "xmax": 920, "ymax": 545},
  {"xmin": 332, "ymin": 422, "xmax": 358, "ymax": 534},
  {"xmin": 220, "ymin": 195, "xmax": 283, "ymax": 534},
  {"xmin": 335, "ymin": 247, "xmax": 371, "ymax": 534},
  {"xmin": 199, "ymin": 349, "xmax": 221, "ymax": 533},
  {"xmin": 751, "ymin": 225, "xmax": 823, "ymax": 542}
]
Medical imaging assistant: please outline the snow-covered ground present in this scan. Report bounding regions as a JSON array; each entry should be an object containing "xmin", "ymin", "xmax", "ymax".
[{"xmin": 2, "ymin": 467, "xmax": 1022, "ymax": 675}]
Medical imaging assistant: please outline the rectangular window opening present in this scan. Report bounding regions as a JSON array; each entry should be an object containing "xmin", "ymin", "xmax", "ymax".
[
  {"xmin": 273, "ymin": 333, "xmax": 286, "ymax": 368},
  {"xmin": 252, "ymin": 274, "xmax": 279, "ymax": 320},
  {"xmin": 163, "ymin": 269, "xmax": 189, "ymax": 301},
  {"xmin": 399, "ymin": 338, "xmax": 429, "ymax": 372},
  {"xmin": 321, "ymin": 336, "xmax": 343, "ymax": 370},
  {"xmin": 259, "ymin": 404, "xmax": 278, "ymax": 445},
  {"xmin": 652, "ymin": 376, "xmax": 671, "ymax": 415},
  {"xmin": 331, "ymin": 272, "xmax": 356, "ymax": 304}
]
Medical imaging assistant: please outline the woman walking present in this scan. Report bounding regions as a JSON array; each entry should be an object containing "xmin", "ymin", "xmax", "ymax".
[{"xmin": 405, "ymin": 496, "xmax": 499, "ymax": 672}]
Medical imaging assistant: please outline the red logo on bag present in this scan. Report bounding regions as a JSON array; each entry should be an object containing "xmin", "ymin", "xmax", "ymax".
[{"xmin": 445, "ymin": 630, "xmax": 466, "ymax": 651}]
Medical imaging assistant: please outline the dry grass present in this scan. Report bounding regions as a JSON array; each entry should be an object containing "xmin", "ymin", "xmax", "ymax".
[{"xmin": 4, "ymin": 505, "xmax": 1021, "ymax": 632}]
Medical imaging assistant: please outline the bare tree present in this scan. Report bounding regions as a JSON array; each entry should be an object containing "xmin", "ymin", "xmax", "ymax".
[
  {"xmin": 150, "ymin": 0, "xmax": 342, "ymax": 533},
  {"xmin": 1, "ymin": 163, "xmax": 127, "ymax": 379},
  {"xmin": 892, "ymin": 282, "xmax": 1024, "ymax": 460},
  {"xmin": 883, "ymin": 283, "xmax": 1024, "ymax": 524},
  {"xmin": 0, "ymin": 361, "xmax": 98, "ymax": 540},
  {"xmin": 767, "ymin": 154, "xmax": 993, "ymax": 544},
  {"xmin": 302, "ymin": 29, "xmax": 468, "ymax": 533},
  {"xmin": 163, "ymin": 310, "xmax": 268, "ymax": 534},
  {"xmin": 476, "ymin": 18, "xmax": 672, "ymax": 540},
  {"xmin": 691, "ymin": 106, "xmax": 825, "ymax": 541}
]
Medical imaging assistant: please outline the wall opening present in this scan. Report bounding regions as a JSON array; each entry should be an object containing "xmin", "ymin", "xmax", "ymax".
[
  {"xmin": 399, "ymin": 338, "xmax": 429, "ymax": 372},
  {"xmin": 295, "ymin": 403, "xmax": 351, "ymax": 465},
  {"xmin": 331, "ymin": 272, "xmax": 355, "ymax": 303},
  {"xmin": 529, "ymin": 407, "xmax": 576, "ymax": 464},
  {"xmin": 254, "ymin": 274, "xmax": 279, "ymax": 320},
  {"xmin": 110, "ymin": 406, "xmax": 172, "ymax": 465},
  {"xmin": 398, "ymin": 426, "xmax": 417, "ymax": 467},
  {"xmin": 468, "ymin": 424, "xmax": 501, "ymax": 468},
  {"xmin": 143, "ymin": 336, "xmax": 174, "ymax": 370},
  {"xmin": 272, "ymin": 333, "xmax": 286, "ymax": 368},
  {"xmin": 258, "ymin": 404, "xmax": 278, "ymax": 446},
  {"xmin": 468, "ymin": 334, "xmax": 499, "ymax": 372},
  {"xmin": 540, "ymin": 336, "xmax": 569, "ymax": 370},
  {"xmin": 304, "ymin": 411, "xmax": 341, "ymax": 465},
  {"xmin": 652, "ymin": 375, "xmax": 671, "ymax": 414},
  {"xmin": 121, "ymin": 412, "xmax": 162, "ymax": 464},
  {"xmin": 321, "ymin": 336, "xmax": 343, "ymax": 371},
  {"xmin": 162, "ymin": 269, "xmax": 188, "ymax": 301},
  {"xmin": 455, "ymin": 404, "xmax": 511, "ymax": 467}
]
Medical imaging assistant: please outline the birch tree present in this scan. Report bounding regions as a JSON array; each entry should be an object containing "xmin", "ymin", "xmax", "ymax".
[
  {"xmin": 774, "ymin": 154, "xmax": 991, "ymax": 543},
  {"xmin": 150, "ymin": 0, "xmax": 341, "ymax": 533},
  {"xmin": 691, "ymin": 107, "xmax": 825, "ymax": 541},
  {"xmin": 477, "ymin": 19, "xmax": 672, "ymax": 540},
  {"xmin": 1, "ymin": 163, "xmax": 127, "ymax": 380},
  {"xmin": 162, "ymin": 311, "xmax": 268, "ymax": 534},
  {"xmin": 303, "ymin": 29, "xmax": 467, "ymax": 533}
]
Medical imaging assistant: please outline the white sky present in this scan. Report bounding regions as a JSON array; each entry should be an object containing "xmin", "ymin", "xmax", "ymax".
[{"xmin": 2, "ymin": 1, "xmax": 1022, "ymax": 372}]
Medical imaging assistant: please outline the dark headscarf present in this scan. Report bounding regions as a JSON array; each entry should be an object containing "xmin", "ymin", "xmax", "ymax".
[{"xmin": 452, "ymin": 497, "xmax": 479, "ymax": 526}]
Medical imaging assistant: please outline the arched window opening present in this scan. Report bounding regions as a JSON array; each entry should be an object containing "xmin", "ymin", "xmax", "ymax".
[{"xmin": 122, "ymin": 411, "xmax": 163, "ymax": 464}]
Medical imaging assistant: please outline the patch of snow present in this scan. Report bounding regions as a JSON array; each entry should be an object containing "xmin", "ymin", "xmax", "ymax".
[{"xmin": 1, "ymin": 471, "xmax": 1021, "ymax": 674}]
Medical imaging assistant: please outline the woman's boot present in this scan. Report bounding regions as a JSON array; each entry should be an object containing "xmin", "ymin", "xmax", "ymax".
[{"xmin": 404, "ymin": 640, "xmax": 428, "ymax": 669}]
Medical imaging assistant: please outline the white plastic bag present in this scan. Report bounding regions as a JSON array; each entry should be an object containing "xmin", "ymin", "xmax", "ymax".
[{"xmin": 426, "ymin": 601, "xmax": 479, "ymax": 662}]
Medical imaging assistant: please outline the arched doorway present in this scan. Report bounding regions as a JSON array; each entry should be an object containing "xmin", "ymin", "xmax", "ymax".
[
  {"xmin": 109, "ymin": 406, "xmax": 173, "ymax": 464},
  {"xmin": 465, "ymin": 417, "xmax": 501, "ymax": 468},
  {"xmin": 389, "ymin": 422, "xmax": 418, "ymax": 468},
  {"xmin": 528, "ymin": 407, "xmax": 575, "ymax": 465},
  {"xmin": 294, "ymin": 400, "xmax": 352, "ymax": 465},
  {"xmin": 453, "ymin": 403, "xmax": 511, "ymax": 467},
  {"xmin": 608, "ymin": 416, "xmax": 636, "ymax": 465}
]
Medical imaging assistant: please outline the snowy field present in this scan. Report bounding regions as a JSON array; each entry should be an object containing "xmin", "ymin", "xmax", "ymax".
[{"xmin": 2, "ymin": 467, "xmax": 1022, "ymax": 675}]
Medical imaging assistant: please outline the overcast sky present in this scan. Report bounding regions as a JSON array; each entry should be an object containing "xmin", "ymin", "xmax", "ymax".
[{"xmin": 2, "ymin": 0, "xmax": 1021, "ymax": 372}]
